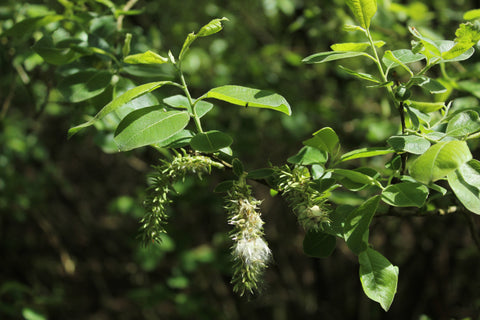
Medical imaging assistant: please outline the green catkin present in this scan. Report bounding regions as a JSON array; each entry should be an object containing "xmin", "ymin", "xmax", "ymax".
[
  {"xmin": 274, "ymin": 165, "xmax": 331, "ymax": 231},
  {"xmin": 225, "ymin": 176, "xmax": 271, "ymax": 296},
  {"xmin": 142, "ymin": 152, "xmax": 224, "ymax": 244}
]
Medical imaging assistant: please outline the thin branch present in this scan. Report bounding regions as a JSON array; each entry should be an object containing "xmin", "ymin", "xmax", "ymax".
[{"xmin": 116, "ymin": 0, "xmax": 139, "ymax": 31}]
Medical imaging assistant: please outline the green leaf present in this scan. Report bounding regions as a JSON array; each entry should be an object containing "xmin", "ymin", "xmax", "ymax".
[
  {"xmin": 343, "ymin": 195, "xmax": 380, "ymax": 254},
  {"xmin": 58, "ymin": 70, "xmax": 112, "ymax": 103},
  {"xmin": 330, "ymin": 41, "xmax": 385, "ymax": 52},
  {"xmin": 359, "ymin": 248, "xmax": 399, "ymax": 311},
  {"xmin": 197, "ymin": 17, "xmax": 229, "ymax": 37},
  {"xmin": 303, "ymin": 230, "xmax": 336, "ymax": 258},
  {"xmin": 287, "ymin": 146, "xmax": 328, "ymax": 165},
  {"xmin": 190, "ymin": 130, "xmax": 233, "ymax": 153},
  {"xmin": 464, "ymin": 9, "xmax": 480, "ymax": 20},
  {"xmin": 382, "ymin": 182, "xmax": 429, "ymax": 207},
  {"xmin": 68, "ymin": 81, "xmax": 172, "ymax": 137},
  {"xmin": 124, "ymin": 50, "xmax": 168, "ymax": 64},
  {"xmin": 346, "ymin": 0, "xmax": 377, "ymax": 29},
  {"xmin": 409, "ymin": 141, "xmax": 473, "ymax": 184},
  {"xmin": 446, "ymin": 111, "xmax": 480, "ymax": 137},
  {"xmin": 382, "ymin": 49, "xmax": 425, "ymax": 71},
  {"xmin": 203, "ymin": 85, "xmax": 291, "ymax": 115},
  {"xmin": 155, "ymin": 130, "xmax": 193, "ymax": 148},
  {"xmin": 246, "ymin": 168, "xmax": 275, "ymax": 180},
  {"xmin": 302, "ymin": 51, "xmax": 370, "ymax": 64},
  {"xmin": 339, "ymin": 147, "xmax": 394, "ymax": 162},
  {"xmin": 382, "ymin": 50, "xmax": 422, "ymax": 75},
  {"xmin": 22, "ymin": 308, "xmax": 47, "ymax": 320},
  {"xmin": 447, "ymin": 160, "xmax": 480, "ymax": 215},
  {"xmin": 32, "ymin": 36, "xmax": 79, "ymax": 65},
  {"xmin": 387, "ymin": 135, "xmax": 431, "ymax": 154},
  {"xmin": 114, "ymin": 109, "xmax": 189, "ymax": 151},
  {"xmin": 407, "ymin": 100, "xmax": 445, "ymax": 113},
  {"xmin": 163, "ymin": 95, "xmax": 214, "ymax": 118},
  {"xmin": 408, "ymin": 27, "xmax": 441, "ymax": 58},
  {"xmin": 179, "ymin": 17, "xmax": 228, "ymax": 62},
  {"xmin": 303, "ymin": 127, "xmax": 340, "ymax": 154},
  {"xmin": 338, "ymin": 65, "xmax": 380, "ymax": 83},
  {"xmin": 410, "ymin": 76, "xmax": 447, "ymax": 94},
  {"xmin": 2, "ymin": 15, "xmax": 64, "ymax": 37},
  {"xmin": 333, "ymin": 168, "xmax": 379, "ymax": 189}
]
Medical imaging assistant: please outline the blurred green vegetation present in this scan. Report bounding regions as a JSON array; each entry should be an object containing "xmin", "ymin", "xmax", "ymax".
[{"xmin": 1, "ymin": 0, "xmax": 480, "ymax": 319}]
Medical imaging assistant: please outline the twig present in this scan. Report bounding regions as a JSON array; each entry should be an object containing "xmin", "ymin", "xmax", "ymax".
[{"xmin": 116, "ymin": 0, "xmax": 140, "ymax": 31}]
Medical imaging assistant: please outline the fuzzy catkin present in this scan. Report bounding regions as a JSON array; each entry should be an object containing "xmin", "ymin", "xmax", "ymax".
[
  {"xmin": 142, "ymin": 152, "xmax": 224, "ymax": 244},
  {"xmin": 225, "ymin": 178, "xmax": 271, "ymax": 296}
]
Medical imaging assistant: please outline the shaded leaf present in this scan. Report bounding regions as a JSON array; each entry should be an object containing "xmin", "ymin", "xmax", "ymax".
[
  {"xmin": 359, "ymin": 248, "xmax": 399, "ymax": 311},
  {"xmin": 3, "ymin": 15, "xmax": 64, "ymax": 37},
  {"xmin": 287, "ymin": 146, "xmax": 327, "ymax": 165},
  {"xmin": 303, "ymin": 127, "xmax": 340, "ymax": 154},
  {"xmin": 381, "ymin": 182, "xmax": 429, "ymax": 207},
  {"xmin": 190, "ymin": 130, "xmax": 233, "ymax": 153},
  {"xmin": 114, "ymin": 109, "xmax": 189, "ymax": 151},
  {"xmin": 407, "ymin": 100, "xmax": 445, "ymax": 113},
  {"xmin": 338, "ymin": 65, "xmax": 380, "ymax": 83},
  {"xmin": 303, "ymin": 231, "xmax": 336, "ymax": 258},
  {"xmin": 344, "ymin": 195, "xmax": 380, "ymax": 254},
  {"xmin": 410, "ymin": 76, "xmax": 447, "ymax": 94},
  {"xmin": 58, "ymin": 70, "xmax": 112, "ymax": 103},
  {"xmin": 382, "ymin": 49, "xmax": 425, "ymax": 71}
]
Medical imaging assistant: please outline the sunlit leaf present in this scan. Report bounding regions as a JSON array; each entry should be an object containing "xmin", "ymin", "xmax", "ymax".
[
  {"xmin": 203, "ymin": 85, "xmax": 291, "ymax": 115},
  {"xmin": 346, "ymin": 0, "xmax": 377, "ymax": 29},
  {"xmin": 410, "ymin": 141, "xmax": 472, "ymax": 184},
  {"xmin": 446, "ymin": 111, "xmax": 480, "ymax": 137},
  {"xmin": 339, "ymin": 147, "xmax": 394, "ymax": 162},
  {"xmin": 303, "ymin": 51, "xmax": 371, "ymax": 64},
  {"xmin": 359, "ymin": 248, "xmax": 399, "ymax": 311},
  {"xmin": 387, "ymin": 135, "xmax": 431, "ymax": 154},
  {"xmin": 68, "ymin": 81, "xmax": 173, "ymax": 137},
  {"xmin": 124, "ymin": 50, "xmax": 168, "ymax": 64},
  {"xmin": 447, "ymin": 160, "xmax": 480, "ymax": 215},
  {"xmin": 114, "ymin": 109, "xmax": 190, "ymax": 151},
  {"xmin": 330, "ymin": 41, "xmax": 384, "ymax": 52}
]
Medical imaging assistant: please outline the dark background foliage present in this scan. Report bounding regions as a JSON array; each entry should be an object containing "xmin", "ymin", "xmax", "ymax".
[{"xmin": 1, "ymin": 0, "xmax": 479, "ymax": 319}]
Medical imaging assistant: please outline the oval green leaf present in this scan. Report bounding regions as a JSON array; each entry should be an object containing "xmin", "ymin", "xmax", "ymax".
[
  {"xmin": 409, "ymin": 140, "xmax": 473, "ymax": 184},
  {"xmin": 344, "ymin": 195, "xmax": 380, "ymax": 255},
  {"xmin": 446, "ymin": 111, "xmax": 480, "ymax": 137},
  {"xmin": 287, "ymin": 146, "xmax": 328, "ymax": 165},
  {"xmin": 447, "ymin": 160, "xmax": 480, "ymax": 215},
  {"xmin": 203, "ymin": 85, "xmax": 291, "ymax": 115},
  {"xmin": 303, "ymin": 230, "xmax": 336, "ymax": 258},
  {"xmin": 190, "ymin": 130, "xmax": 233, "ymax": 153},
  {"xmin": 114, "ymin": 109, "xmax": 189, "ymax": 151},
  {"xmin": 346, "ymin": 0, "xmax": 377, "ymax": 29},
  {"xmin": 303, "ymin": 127, "xmax": 340, "ymax": 154},
  {"xmin": 359, "ymin": 248, "xmax": 399, "ymax": 311},
  {"xmin": 59, "ymin": 70, "xmax": 112, "ymax": 103},
  {"xmin": 68, "ymin": 81, "xmax": 173, "ymax": 137},
  {"xmin": 381, "ymin": 182, "xmax": 429, "ymax": 207},
  {"xmin": 387, "ymin": 135, "xmax": 431, "ymax": 154},
  {"xmin": 124, "ymin": 50, "xmax": 168, "ymax": 64},
  {"xmin": 407, "ymin": 100, "xmax": 445, "ymax": 113},
  {"xmin": 339, "ymin": 147, "xmax": 395, "ymax": 162},
  {"xmin": 302, "ymin": 51, "xmax": 370, "ymax": 64}
]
